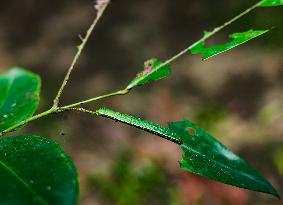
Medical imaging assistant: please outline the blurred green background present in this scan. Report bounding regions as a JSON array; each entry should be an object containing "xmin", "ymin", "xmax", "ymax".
[{"xmin": 0, "ymin": 0, "xmax": 283, "ymax": 204}]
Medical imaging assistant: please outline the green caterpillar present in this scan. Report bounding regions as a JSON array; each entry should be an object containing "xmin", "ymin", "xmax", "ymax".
[{"xmin": 96, "ymin": 107, "xmax": 182, "ymax": 144}]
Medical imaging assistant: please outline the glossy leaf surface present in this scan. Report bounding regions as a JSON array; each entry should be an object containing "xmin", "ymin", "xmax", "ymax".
[
  {"xmin": 190, "ymin": 30, "xmax": 269, "ymax": 60},
  {"xmin": 169, "ymin": 120, "xmax": 279, "ymax": 198},
  {"xmin": 0, "ymin": 135, "xmax": 79, "ymax": 205},
  {"xmin": 257, "ymin": 0, "xmax": 283, "ymax": 7},
  {"xmin": 0, "ymin": 68, "xmax": 40, "ymax": 132},
  {"xmin": 127, "ymin": 58, "xmax": 170, "ymax": 89},
  {"xmin": 96, "ymin": 107, "xmax": 279, "ymax": 197}
]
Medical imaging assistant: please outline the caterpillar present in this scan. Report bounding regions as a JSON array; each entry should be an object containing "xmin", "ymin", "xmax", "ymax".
[{"xmin": 96, "ymin": 107, "xmax": 182, "ymax": 144}]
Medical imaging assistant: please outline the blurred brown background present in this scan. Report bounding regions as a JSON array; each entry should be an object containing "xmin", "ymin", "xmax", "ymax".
[{"xmin": 1, "ymin": 0, "xmax": 283, "ymax": 204}]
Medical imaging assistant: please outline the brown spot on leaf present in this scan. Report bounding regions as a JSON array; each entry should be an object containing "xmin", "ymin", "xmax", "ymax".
[
  {"xmin": 26, "ymin": 92, "xmax": 36, "ymax": 99},
  {"xmin": 188, "ymin": 127, "xmax": 196, "ymax": 136}
]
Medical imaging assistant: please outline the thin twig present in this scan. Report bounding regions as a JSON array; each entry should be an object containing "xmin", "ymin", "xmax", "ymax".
[
  {"xmin": 61, "ymin": 89, "xmax": 129, "ymax": 109},
  {"xmin": 1, "ymin": 1, "xmax": 262, "ymax": 136},
  {"xmin": 60, "ymin": 107, "xmax": 98, "ymax": 115},
  {"xmin": 53, "ymin": 1, "xmax": 110, "ymax": 108},
  {"xmin": 1, "ymin": 88, "xmax": 127, "ymax": 135},
  {"xmin": 158, "ymin": 2, "xmax": 259, "ymax": 70},
  {"xmin": 1, "ymin": 108, "xmax": 56, "ymax": 135}
]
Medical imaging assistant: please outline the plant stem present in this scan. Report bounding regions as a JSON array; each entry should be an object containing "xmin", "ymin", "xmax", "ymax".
[
  {"xmin": 0, "ymin": 1, "xmax": 260, "ymax": 136},
  {"xmin": 61, "ymin": 89, "xmax": 129, "ymax": 110},
  {"xmin": 60, "ymin": 107, "xmax": 99, "ymax": 115},
  {"xmin": 53, "ymin": 1, "xmax": 110, "ymax": 108},
  {"xmin": 160, "ymin": 2, "xmax": 259, "ymax": 67},
  {"xmin": 1, "ymin": 89, "xmax": 129, "ymax": 135},
  {"xmin": 1, "ymin": 108, "xmax": 55, "ymax": 135}
]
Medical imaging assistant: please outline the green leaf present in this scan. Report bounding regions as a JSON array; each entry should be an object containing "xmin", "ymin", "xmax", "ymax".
[
  {"xmin": 169, "ymin": 121, "xmax": 279, "ymax": 198},
  {"xmin": 190, "ymin": 29, "xmax": 269, "ymax": 60},
  {"xmin": 126, "ymin": 58, "xmax": 171, "ymax": 90},
  {"xmin": 257, "ymin": 0, "xmax": 283, "ymax": 7},
  {"xmin": 0, "ymin": 68, "xmax": 41, "ymax": 132},
  {"xmin": 0, "ymin": 135, "xmax": 79, "ymax": 205},
  {"xmin": 96, "ymin": 107, "xmax": 279, "ymax": 197}
]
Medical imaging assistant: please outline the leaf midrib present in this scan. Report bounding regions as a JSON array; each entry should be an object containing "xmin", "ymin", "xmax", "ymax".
[
  {"xmin": 181, "ymin": 144, "xmax": 274, "ymax": 193},
  {"xmin": 0, "ymin": 159, "xmax": 48, "ymax": 205}
]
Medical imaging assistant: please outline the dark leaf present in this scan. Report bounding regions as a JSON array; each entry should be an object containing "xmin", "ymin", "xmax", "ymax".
[{"xmin": 0, "ymin": 135, "xmax": 79, "ymax": 205}]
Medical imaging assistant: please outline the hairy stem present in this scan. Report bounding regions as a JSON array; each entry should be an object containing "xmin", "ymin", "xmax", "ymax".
[
  {"xmin": 53, "ymin": 1, "xmax": 110, "ymax": 108},
  {"xmin": 60, "ymin": 107, "xmax": 99, "ymax": 115}
]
